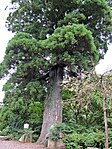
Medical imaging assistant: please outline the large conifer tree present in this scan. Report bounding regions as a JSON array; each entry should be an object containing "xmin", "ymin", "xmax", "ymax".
[{"xmin": 0, "ymin": 0, "xmax": 112, "ymax": 143}]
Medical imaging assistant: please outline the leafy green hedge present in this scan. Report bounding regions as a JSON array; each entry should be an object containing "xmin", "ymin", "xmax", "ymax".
[
  {"xmin": 64, "ymin": 130, "xmax": 105, "ymax": 149},
  {"xmin": 63, "ymin": 126, "xmax": 112, "ymax": 149}
]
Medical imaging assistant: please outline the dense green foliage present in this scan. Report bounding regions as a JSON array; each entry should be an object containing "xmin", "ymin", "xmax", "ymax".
[
  {"xmin": 0, "ymin": 0, "xmax": 112, "ymax": 147},
  {"xmin": 62, "ymin": 74, "xmax": 112, "ymax": 148}
]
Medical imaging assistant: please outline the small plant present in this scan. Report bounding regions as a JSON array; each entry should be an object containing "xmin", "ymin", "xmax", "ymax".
[{"xmin": 0, "ymin": 126, "xmax": 10, "ymax": 136}]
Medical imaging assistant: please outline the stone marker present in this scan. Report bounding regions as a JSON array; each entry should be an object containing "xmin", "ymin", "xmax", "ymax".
[
  {"xmin": 0, "ymin": 136, "xmax": 10, "ymax": 141},
  {"xmin": 19, "ymin": 123, "xmax": 32, "ymax": 143},
  {"xmin": 56, "ymin": 140, "xmax": 66, "ymax": 149},
  {"xmin": 47, "ymin": 139, "xmax": 66, "ymax": 149}
]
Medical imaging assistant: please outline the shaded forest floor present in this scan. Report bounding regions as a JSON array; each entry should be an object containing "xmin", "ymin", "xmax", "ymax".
[{"xmin": 0, "ymin": 140, "xmax": 47, "ymax": 149}]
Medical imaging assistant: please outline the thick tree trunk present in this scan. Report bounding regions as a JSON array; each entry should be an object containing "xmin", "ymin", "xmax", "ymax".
[{"xmin": 37, "ymin": 66, "xmax": 63, "ymax": 144}]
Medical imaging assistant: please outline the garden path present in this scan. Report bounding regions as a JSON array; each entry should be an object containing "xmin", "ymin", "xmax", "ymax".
[{"xmin": 0, "ymin": 140, "xmax": 47, "ymax": 149}]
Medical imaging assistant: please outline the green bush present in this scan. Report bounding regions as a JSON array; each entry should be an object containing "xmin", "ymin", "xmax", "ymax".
[{"xmin": 63, "ymin": 125, "xmax": 105, "ymax": 149}]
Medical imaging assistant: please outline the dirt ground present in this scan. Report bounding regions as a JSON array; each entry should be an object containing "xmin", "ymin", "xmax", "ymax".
[{"xmin": 0, "ymin": 140, "xmax": 47, "ymax": 149}]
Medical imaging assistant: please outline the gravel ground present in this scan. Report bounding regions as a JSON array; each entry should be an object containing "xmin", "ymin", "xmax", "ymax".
[{"xmin": 0, "ymin": 140, "xmax": 47, "ymax": 149}]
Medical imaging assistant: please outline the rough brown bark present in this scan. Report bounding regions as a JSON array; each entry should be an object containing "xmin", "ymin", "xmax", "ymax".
[{"xmin": 37, "ymin": 66, "xmax": 63, "ymax": 144}]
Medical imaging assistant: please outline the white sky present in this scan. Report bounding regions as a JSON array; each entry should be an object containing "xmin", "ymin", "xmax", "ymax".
[
  {"xmin": 0, "ymin": 0, "xmax": 112, "ymax": 102},
  {"xmin": 95, "ymin": 45, "xmax": 112, "ymax": 74},
  {"xmin": 0, "ymin": 0, "xmax": 14, "ymax": 102},
  {"xmin": 0, "ymin": 0, "xmax": 14, "ymax": 63}
]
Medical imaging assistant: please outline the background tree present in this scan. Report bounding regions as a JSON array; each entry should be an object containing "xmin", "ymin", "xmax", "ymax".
[
  {"xmin": 0, "ymin": 0, "xmax": 112, "ymax": 143},
  {"xmin": 62, "ymin": 71, "xmax": 112, "ymax": 149}
]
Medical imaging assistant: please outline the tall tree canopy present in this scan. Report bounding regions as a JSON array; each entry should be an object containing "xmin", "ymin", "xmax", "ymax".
[{"xmin": 0, "ymin": 0, "xmax": 112, "ymax": 143}]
